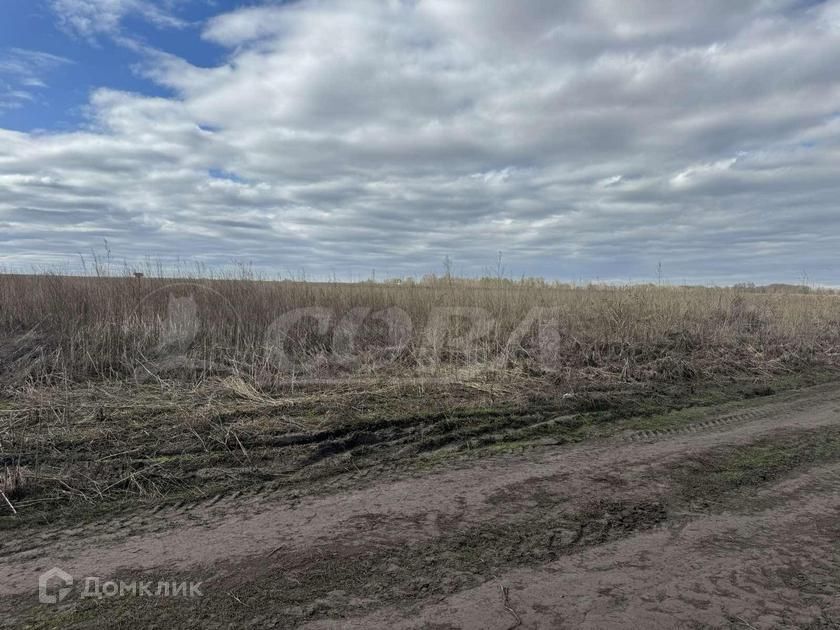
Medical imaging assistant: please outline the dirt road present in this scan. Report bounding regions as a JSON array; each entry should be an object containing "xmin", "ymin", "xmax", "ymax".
[{"xmin": 3, "ymin": 382, "xmax": 840, "ymax": 628}]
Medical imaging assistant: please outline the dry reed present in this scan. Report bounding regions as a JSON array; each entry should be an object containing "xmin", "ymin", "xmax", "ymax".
[{"xmin": 1, "ymin": 266, "xmax": 839, "ymax": 389}]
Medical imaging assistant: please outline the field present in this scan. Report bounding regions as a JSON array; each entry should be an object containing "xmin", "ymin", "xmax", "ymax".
[{"xmin": 2, "ymin": 273, "xmax": 840, "ymax": 627}]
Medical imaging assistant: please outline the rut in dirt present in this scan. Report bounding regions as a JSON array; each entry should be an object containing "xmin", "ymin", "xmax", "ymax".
[{"xmin": 3, "ymin": 381, "xmax": 840, "ymax": 630}]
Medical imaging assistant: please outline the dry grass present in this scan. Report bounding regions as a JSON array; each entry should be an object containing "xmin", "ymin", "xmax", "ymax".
[
  {"xmin": 2, "ymin": 269, "xmax": 840, "ymax": 391},
  {"xmin": 3, "ymin": 268, "xmax": 840, "ymax": 521},
  {"xmin": 1, "ymin": 462, "xmax": 27, "ymax": 503}
]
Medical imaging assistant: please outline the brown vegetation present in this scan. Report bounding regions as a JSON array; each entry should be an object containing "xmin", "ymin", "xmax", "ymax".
[
  {"xmin": 1, "ymin": 270, "xmax": 839, "ymax": 390},
  {"xmin": 3, "ymin": 269, "xmax": 840, "ymax": 522}
]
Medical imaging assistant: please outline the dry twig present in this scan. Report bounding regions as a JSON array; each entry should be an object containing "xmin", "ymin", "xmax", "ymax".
[{"xmin": 499, "ymin": 584, "xmax": 521, "ymax": 629}]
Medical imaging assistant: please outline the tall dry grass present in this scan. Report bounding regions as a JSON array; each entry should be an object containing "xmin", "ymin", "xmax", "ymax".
[{"xmin": 1, "ymin": 267, "xmax": 840, "ymax": 389}]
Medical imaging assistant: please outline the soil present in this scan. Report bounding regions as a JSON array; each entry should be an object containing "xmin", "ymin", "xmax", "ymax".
[{"xmin": 2, "ymin": 380, "xmax": 840, "ymax": 628}]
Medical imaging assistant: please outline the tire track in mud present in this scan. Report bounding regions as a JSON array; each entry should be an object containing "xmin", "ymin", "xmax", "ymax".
[
  {"xmin": 622, "ymin": 408, "xmax": 766, "ymax": 442},
  {"xmin": 185, "ymin": 386, "xmax": 831, "ymax": 527},
  {"xmin": 8, "ymin": 406, "xmax": 774, "ymax": 543},
  {"xmin": 305, "ymin": 463, "xmax": 840, "ymax": 630},
  {"xmin": 160, "ymin": 381, "xmax": 840, "ymax": 519},
  {"xmin": 621, "ymin": 383, "xmax": 840, "ymax": 443},
  {"xmin": 3, "ymin": 382, "xmax": 840, "ymax": 577}
]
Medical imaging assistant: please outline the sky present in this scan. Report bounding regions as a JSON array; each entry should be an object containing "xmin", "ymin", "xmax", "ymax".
[{"xmin": 1, "ymin": 0, "xmax": 840, "ymax": 284}]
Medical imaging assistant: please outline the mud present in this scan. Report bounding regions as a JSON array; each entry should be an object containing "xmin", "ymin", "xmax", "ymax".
[{"xmin": 2, "ymin": 381, "xmax": 840, "ymax": 628}]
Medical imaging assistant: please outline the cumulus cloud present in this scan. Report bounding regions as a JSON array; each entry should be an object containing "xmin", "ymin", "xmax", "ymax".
[{"xmin": 3, "ymin": 0, "xmax": 840, "ymax": 282}]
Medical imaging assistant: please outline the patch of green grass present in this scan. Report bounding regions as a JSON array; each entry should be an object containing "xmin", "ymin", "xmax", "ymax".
[
  {"xmin": 617, "ymin": 369, "xmax": 837, "ymax": 433},
  {"xmin": 672, "ymin": 425, "xmax": 840, "ymax": 507}
]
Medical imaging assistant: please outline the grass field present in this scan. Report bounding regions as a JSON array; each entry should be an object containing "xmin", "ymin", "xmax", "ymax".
[
  {"xmin": 2, "ymin": 271, "xmax": 840, "ymax": 525},
  {"xmin": 2, "ymin": 270, "xmax": 839, "ymax": 386}
]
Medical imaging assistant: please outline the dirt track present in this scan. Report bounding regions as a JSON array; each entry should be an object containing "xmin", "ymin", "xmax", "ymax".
[
  {"xmin": 3, "ymin": 382, "xmax": 840, "ymax": 628},
  {"xmin": 301, "ymin": 462, "xmax": 840, "ymax": 629}
]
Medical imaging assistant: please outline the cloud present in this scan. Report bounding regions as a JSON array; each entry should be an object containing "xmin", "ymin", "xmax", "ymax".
[
  {"xmin": 50, "ymin": 0, "xmax": 187, "ymax": 38},
  {"xmin": 0, "ymin": 48, "xmax": 72, "ymax": 111},
  {"xmin": 3, "ymin": 0, "xmax": 840, "ymax": 282}
]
